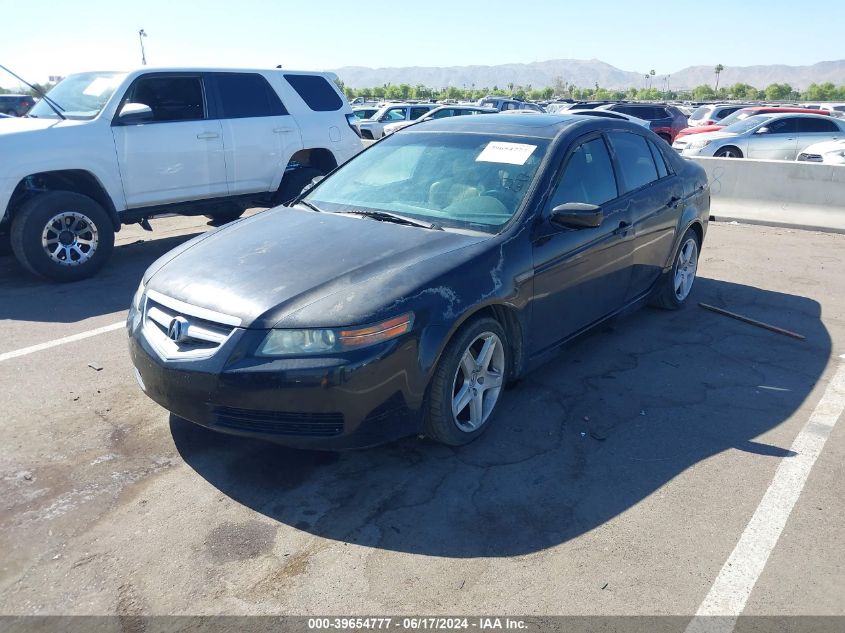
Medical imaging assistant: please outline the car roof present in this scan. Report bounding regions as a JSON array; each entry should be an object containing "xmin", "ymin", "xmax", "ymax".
[
  {"xmin": 761, "ymin": 112, "xmax": 839, "ymax": 120},
  {"xmin": 404, "ymin": 112, "xmax": 642, "ymax": 139}
]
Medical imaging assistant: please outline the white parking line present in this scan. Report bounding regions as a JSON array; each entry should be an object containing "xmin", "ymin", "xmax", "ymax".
[
  {"xmin": 0, "ymin": 321, "xmax": 126, "ymax": 363},
  {"xmin": 686, "ymin": 355, "xmax": 845, "ymax": 633}
]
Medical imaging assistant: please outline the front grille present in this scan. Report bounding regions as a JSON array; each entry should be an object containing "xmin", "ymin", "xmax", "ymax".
[
  {"xmin": 797, "ymin": 153, "xmax": 822, "ymax": 162},
  {"xmin": 214, "ymin": 407, "xmax": 344, "ymax": 437},
  {"xmin": 141, "ymin": 289, "xmax": 240, "ymax": 360}
]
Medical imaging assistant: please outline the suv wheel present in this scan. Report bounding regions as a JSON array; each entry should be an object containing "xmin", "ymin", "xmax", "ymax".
[
  {"xmin": 11, "ymin": 191, "xmax": 115, "ymax": 282},
  {"xmin": 274, "ymin": 167, "xmax": 325, "ymax": 206}
]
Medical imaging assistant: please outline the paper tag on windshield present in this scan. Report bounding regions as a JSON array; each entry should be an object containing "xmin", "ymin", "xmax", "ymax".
[{"xmin": 476, "ymin": 141, "xmax": 537, "ymax": 165}]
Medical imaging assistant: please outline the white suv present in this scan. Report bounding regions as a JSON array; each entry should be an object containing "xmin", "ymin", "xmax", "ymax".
[
  {"xmin": 355, "ymin": 103, "xmax": 438, "ymax": 140},
  {"xmin": 0, "ymin": 67, "xmax": 362, "ymax": 281}
]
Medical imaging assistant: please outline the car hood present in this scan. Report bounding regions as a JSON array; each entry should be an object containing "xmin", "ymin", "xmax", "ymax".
[
  {"xmin": 146, "ymin": 206, "xmax": 487, "ymax": 329},
  {"xmin": 682, "ymin": 130, "xmax": 740, "ymax": 143},
  {"xmin": 802, "ymin": 139, "xmax": 845, "ymax": 154},
  {"xmin": 678, "ymin": 125, "xmax": 722, "ymax": 137},
  {"xmin": 0, "ymin": 116, "xmax": 64, "ymax": 135}
]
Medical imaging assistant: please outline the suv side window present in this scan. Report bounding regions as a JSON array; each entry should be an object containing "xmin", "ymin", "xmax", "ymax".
[
  {"xmin": 211, "ymin": 73, "xmax": 287, "ymax": 118},
  {"xmin": 382, "ymin": 108, "xmax": 407, "ymax": 122},
  {"xmin": 283, "ymin": 74, "xmax": 343, "ymax": 111},
  {"xmin": 128, "ymin": 75, "xmax": 205, "ymax": 122},
  {"xmin": 549, "ymin": 137, "xmax": 618, "ymax": 208},
  {"xmin": 410, "ymin": 106, "xmax": 431, "ymax": 119},
  {"xmin": 795, "ymin": 118, "xmax": 839, "ymax": 133},
  {"xmin": 607, "ymin": 132, "xmax": 659, "ymax": 192}
]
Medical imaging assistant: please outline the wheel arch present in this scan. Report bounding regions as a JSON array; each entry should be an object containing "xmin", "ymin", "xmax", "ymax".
[
  {"xmin": 287, "ymin": 148, "xmax": 339, "ymax": 175},
  {"xmin": 7, "ymin": 170, "xmax": 121, "ymax": 231}
]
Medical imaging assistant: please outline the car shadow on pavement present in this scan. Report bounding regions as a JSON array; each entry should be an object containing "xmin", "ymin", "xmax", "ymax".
[
  {"xmin": 171, "ymin": 276, "xmax": 831, "ymax": 558},
  {"xmin": 0, "ymin": 232, "xmax": 202, "ymax": 323}
]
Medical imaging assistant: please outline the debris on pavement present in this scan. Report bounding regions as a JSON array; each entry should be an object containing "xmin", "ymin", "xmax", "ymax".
[
  {"xmin": 699, "ymin": 303, "xmax": 806, "ymax": 340},
  {"xmin": 87, "ymin": 362, "xmax": 103, "ymax": 371}
]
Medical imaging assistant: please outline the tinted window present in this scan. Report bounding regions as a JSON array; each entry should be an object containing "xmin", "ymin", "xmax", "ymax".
[
  {"xmin": 795, "ymin": 118, "xmax": 839, "ymax": 133},
  {"xmin": 410, "ymin": 106, "xmax": 431, "ymax": 119},
  {"xmin": 283, "ymin": 74, "xmax": 343, "ymax": 111},
  {"xmin": 689, "ymin": 105, "xmax": 710, "ymax": 121},
  {"xmin": 620, "ymin": 106, "xmax": 668, "ymax": 120},
  {"xmin": 550, "ymin": 137, "xmax": 618, "ymax": 208},
  {"xmin": 430, "ymin": 109, "xmax": 455, "ymax": 119},
  {"xmin": 767, "ymin": 118, "xmax": 799, "ymax": 134},
  {"xmin": 213, "ymin": 73, "xmax": 286, "ymax": 118},
  {"xmin": 648, "ymin": 140, "xmax": 669, "ymax": 178},
  {"xmin": 607, "ymin": 132, "xmax": 659, "ymax": 192},
  {"xmin": 382, "ymin": 108, "xmax": 406, "ymax": 121},
  {"xmin": 715, "ymin": 106, "xmax": 743, "ymax": 119},
  {"xmin": 130, "ymin": 75, "xmax": 204, "ymax": 122}
]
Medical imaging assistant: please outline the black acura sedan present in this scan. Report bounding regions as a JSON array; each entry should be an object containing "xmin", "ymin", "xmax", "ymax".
[{"xmin": 128, "ymin": 113, "xmax": 709, "ymax": 449}]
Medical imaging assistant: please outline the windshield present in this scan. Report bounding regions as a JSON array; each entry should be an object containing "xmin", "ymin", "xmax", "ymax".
[
  {"xmin": 305, "ymin": 131, "xmax": 549, "ymax": 233},
  {"xmin": 28, "ymin": 72, "xmax": 126, "ymax": 120},
  {"xmin": 689, "ymin": 105, "xmax": 711, "ymax": 121},
  {"xmin": 717, "ymin": 109, "xmax": 762, "ymax": 127},
  {"xmin": 721, "ymin": 114, "xmax": 774, "ymax": 134}
]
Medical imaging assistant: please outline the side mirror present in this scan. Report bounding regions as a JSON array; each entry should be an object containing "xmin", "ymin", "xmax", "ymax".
[
  {"xmin": 117, "ymin": 102, "xmax": 153, "ymax": 124},
  {"xmin": 755, "ymin": 126, "xmax": 770, "ymax": 134},
  {"xmin": 550, "ymin": 202, "xmax": 603, "ymax": 229}
]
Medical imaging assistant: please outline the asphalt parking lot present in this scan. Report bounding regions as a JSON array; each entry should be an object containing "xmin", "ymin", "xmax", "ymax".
[{"xmin": 0, "ymin": 217, "xmax": 843, "ymax": 619}]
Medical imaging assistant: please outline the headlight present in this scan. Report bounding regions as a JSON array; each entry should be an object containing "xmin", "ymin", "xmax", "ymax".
[
  {"xmin": 257, "ymin": 313, "xmax": 414, "ymax": 357},
  {"xmin": 688, "ymin": 140, "xmax": 712, "ymax": 150},
  {"xmin": 131, "ymin": 281, "xmax": 146, "ymax": 311}
]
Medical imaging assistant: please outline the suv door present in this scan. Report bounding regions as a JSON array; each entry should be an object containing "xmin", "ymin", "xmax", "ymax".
[
  {"xmin": 112, "ymin": 73, "xmax": 227, "ymax": 208},
  {"xmin": 206, "ymin": 72, "xmax": 294, "ymax": 196},
  {"xmin": 606, "ymin": 132, "xmax": 683, "ymax": 300},
  {"xmin": 794, "ymin": 117, "xmax": 842, "ymax": 158},
  {"xmin": 530, "ymin": 134, "xmax": 633, "ymax": 354},
  {"xmin": 747, "ymin": 117, "xmax": 799, "ymax": 160}
]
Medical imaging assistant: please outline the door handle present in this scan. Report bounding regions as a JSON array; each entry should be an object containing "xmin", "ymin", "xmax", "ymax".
[
  {"xmin": 273, "ymin": 127, "xmax": 294, "ymax": 134},
  {"xmin": 196, "ymin": 132, "xmax": 219, "ymax": 139},
  {"xmin": 668, "ymin": 195, "xmax": 681, "ymax": 207},
  {"xmin": 614, "ymin": 220, "xmax": 632, "ymax": 235}
]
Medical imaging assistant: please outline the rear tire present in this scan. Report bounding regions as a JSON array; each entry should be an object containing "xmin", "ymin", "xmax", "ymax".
[
  {"xmin": 425, "ymin": 317, "xmax": 510, "ymax": 446},
  {"xmin": 650, "ymin": 228, "xmax": 700, "ymax": 310},
  {"xmin": 714, "ymin": 146, "xmax": 742, "ymax": 158},
  {"xmin": 10, "ymin": 191, "xmax": 115, "ymax": 282},
  {"xmin": 274, "ymin": 167, "xmax": 324, "ymax": 206}
]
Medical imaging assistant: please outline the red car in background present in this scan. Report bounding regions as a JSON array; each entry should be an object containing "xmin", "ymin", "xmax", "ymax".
[{"xmin": 674, "ymin": 107, "xmax": 835, "ymax": 141}]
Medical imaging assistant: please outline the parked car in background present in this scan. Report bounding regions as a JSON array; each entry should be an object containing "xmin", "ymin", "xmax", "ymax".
[
  {"xmin": 686, "ymin": 103, "xmax": 754, "ymax": 127},
  {"xmin": 596, "ymin": 103, "xmax": 688, "ymax": 142},
  {"xmin": 352, "ymin": 106, "xmax": 379, "ymax": 120},
  {"xmin": 0, "ymin": 67, "xmax": 362, "ymax": 281},
  {"xmin": 128, "ymin": 113, "xmax": 709, "ymax": 449},
  {"xmin": 356, "ymin": 102, "xmax": 438, "ymax": 139},
  {"xmin": 476, "ymin": 96, "xmax": 544, "ymax": 112},
  {"xmin": 674, "ymin": 106, "xmax": 833, "ymax": 141},
  {"xmin": 673, "ymin": 113, "xmax": 845, "ymax": 159},
  {"xmin": 0, "ymin": 94, "xmax": 35, "ymax": 116},
  {"xmin": 382, "ymin": 105, "xmax": 496, "ymax": 135},
  {"xmin": 797, "ymin": 139, "xmax": 845, "ymax": 164},
  {"xmin": 566, "ymin": 108, "xmax": 650, "ymax": 128}
]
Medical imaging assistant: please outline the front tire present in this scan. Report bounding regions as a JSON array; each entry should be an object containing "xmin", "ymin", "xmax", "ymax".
[
  {"xmin": 10, "ymin": 191, "xmax": 115, "ymax": 282},
  {"xmin": 714, "ymin": 146, "xmax": 742, "ymax": 158},
  {"xmin": 650, "ymin": 228, "xmax": 700, "ymax": 310},
  {"xmin": 425, "ymin": 317, "xmax": 510, "ymax": 446}
]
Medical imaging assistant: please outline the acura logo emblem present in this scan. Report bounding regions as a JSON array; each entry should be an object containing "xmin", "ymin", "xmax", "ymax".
[{"xmin": 167, "ymin": 316, "xmax": 189, "ymax": 343}]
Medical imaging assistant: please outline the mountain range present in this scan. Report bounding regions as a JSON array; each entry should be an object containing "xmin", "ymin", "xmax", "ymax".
[{"xmin": 332, "ymin": 59, "xmax": 845, "ymax": 91}]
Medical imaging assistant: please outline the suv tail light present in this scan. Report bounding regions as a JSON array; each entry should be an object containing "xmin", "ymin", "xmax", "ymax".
[{"xmin": 345, "ymin": 113, "xmax": 361, "ymax": 137}]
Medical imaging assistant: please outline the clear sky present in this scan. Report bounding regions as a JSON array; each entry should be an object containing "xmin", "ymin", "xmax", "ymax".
[{"xmin": 1, "ymin": 0, "xmax": 842, "ymax": 87}]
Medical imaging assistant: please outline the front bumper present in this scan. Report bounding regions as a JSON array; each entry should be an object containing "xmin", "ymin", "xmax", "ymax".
[{"xmin": 128, "ymin": 315, "xmax": 427, "ymax": 450}]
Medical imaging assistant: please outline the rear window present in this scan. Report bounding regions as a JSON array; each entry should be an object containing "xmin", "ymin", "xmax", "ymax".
[
  {"xmin": 284, "ymin": 74, "xmax": 343, "ymax": 111},
  {"xmin": 212, "ymin": 73, "xmax": 287, "ymax": 118},
  {"xmin": 689, "ymin": 106, "xmax": 711, "ymax": 121}
]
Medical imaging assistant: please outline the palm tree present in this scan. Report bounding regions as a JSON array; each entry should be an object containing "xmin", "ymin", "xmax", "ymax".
[{"xmin": 714, "ymin": 64, "xmax": 725, "ymax": 91}]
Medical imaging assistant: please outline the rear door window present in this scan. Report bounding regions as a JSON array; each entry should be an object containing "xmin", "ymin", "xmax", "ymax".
[
  {"xmin": 283, "ymin": 74, "xmax": 343, "ymax": 111},
  {"xmin": 211, "ymin": 73, "xmax": 287, "ymax": 118},
  {"xmin": 767, "ymin": 118, "xmax": 799, "ymax": 134},
  {"xmin": 795, "ymin": 118, "xmax": 839, "ymax": 133},
  {"xmin": 647, "ymin": 140, "xmax": 669, "ymax": 178},
  {"xmin": 410, "ymin": 106, "xmax": 431, "ymax": 119},
  {"xmin": 607, "ymin": 132, "xmax": 659, "ymax": 192}
]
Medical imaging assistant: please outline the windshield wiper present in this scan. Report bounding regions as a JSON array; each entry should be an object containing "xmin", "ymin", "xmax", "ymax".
[
  {"xmin": 0, "ymin": 64, "xmax": 66, "ymax": 120},
  {"xmin": 296, "ymin": 200, "xmax": 323, "ymax": 213},
  {"xmin": 337, "ymin": 210, "xmax": 443, "ymax": 230}
]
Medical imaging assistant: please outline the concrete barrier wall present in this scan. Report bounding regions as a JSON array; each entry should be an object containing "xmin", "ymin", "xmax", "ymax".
[{"xmin": 688, "ymin": 157, "xmax": 845, "ymax": 233}]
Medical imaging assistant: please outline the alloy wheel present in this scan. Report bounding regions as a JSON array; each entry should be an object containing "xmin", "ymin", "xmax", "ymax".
[
  {"xmin": 451, "ymin": 331, "xmax": 506, "ymax": 432},
  {"xmin": 674, "ymin": 237, "xmax": 699, "ymax": 301},
  {"xmin": 41, "ymin": 211, "xmax": 99, "ymax": 267}
]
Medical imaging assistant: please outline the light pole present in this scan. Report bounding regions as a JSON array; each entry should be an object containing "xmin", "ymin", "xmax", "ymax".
[{"xmin": 138, "ymin": 29, "xmax": 148, "ymax": 66}]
